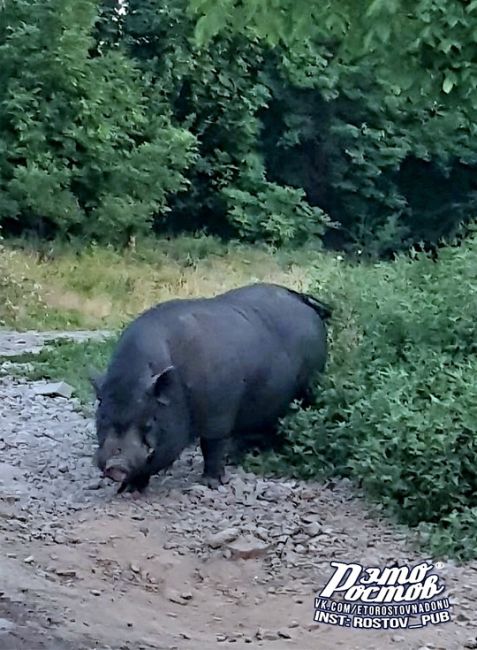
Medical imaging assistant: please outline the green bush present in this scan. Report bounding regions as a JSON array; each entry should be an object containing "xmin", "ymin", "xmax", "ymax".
[
  {"xmin": 222, "ymin": 157, "xmax": 330, "ymax": 245},
  {"xmin": 268, "ymin": 231, "xmax": 477, "ymax": 560},
  {"xmin": 120, "ymin": 0, "xmax": 326, "ymax": 243},
  {"xmin": 0, "ymin": 0, "xmax": 196, "ymax": 244},
  {"xmin": 189, "ymin": 0, "xmax": 477, "ymax": 253},
  {"xmin": 260, "ymin": 46, "xmax": 477, "ymax": 256},
  {"xmin": 2, "ymin": 0, "xmax": 477, "ymax": 252}
]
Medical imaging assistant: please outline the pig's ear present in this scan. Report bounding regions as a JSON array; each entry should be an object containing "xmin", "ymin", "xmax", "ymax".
[
  {"xmin": 89, "ymin": 369, "xmax": 105, "ymax": 400},
  {"xmin": 150, "ymin": 365, "xmax": 175, "ymax": 405}
]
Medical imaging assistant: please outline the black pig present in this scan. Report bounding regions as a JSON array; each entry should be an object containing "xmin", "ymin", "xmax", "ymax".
[{"xmin": 92, "ymin": 283, "xmax": 331, "ymax": 494}]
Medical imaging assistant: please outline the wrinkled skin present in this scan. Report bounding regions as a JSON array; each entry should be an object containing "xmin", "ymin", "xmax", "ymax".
[{"xmin": 92, "ymin": 282, "xmax": 331, "ymax": 495}]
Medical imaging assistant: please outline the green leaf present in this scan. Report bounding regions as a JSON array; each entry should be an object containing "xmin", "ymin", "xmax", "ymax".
[{"xmin": 442, "ymin": 76, "xmax": 455, "ymax": 94}]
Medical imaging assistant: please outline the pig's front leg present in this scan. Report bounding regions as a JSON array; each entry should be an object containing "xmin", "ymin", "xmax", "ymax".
[{"xmin": 117, "ymin": 473, "xmax": 151, "ymax": 496}]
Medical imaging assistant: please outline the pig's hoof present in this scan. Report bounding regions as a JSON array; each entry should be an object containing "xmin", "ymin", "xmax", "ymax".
[
  {"xmin": 117, "ymin": 481, "xmax": 128, "ymax": 495},
  {"xmin": 117, "ymin": 474, "xmax": 150, "ymax": 496},
  {"xmin": 202, "ymin": 472, "xmax": 228, "ymax": 490},
  {"xmin": 118, "ymin": 487, "xmax": 144, "ymax": 500},
  {"xmin": 117, "ymin": 483, "xmax": 147, "ymax": 498}
]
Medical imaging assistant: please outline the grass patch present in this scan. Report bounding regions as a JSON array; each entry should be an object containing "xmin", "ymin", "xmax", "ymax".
[{"xmin": 0, "ymin": 233, "xmax": 329, "ymax": 331}]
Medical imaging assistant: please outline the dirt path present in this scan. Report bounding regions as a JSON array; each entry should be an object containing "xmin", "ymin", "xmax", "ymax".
[{"xmin": 0, "ymin": 332, "xmax": 476, "ymax": 650}]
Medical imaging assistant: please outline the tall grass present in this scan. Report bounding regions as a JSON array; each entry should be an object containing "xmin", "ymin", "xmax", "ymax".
[{"xmin": 0, "ymin": 234, "xmax": 330, "ymax": 331}]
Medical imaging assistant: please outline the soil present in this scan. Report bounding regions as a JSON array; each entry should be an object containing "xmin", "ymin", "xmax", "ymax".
[{"xmin": 0, "ymin": 331, "xmax": 476, "ymax": 650}]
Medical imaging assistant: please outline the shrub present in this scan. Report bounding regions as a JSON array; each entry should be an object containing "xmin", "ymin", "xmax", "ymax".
[
  {"xmin": 270, "ymin": 230, "xmax": 477, "ymax": 560},
  {"xmin": 0, "ymin": 0, "xmax": 196, "ymax": 243},
  {"xmin": 222, "ymin": 157, "xmax": 330, "ymax": 245}
]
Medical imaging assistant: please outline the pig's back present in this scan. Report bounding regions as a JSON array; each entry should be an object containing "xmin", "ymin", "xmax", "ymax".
[{"xmin": 113, "ymin": 283, "xmax": 328, "ymax": 437}]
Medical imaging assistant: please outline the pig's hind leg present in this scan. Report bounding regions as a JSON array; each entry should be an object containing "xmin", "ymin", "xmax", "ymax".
[{"xmin": 200, "ymin": 437, "xmax": 230, "ymax": 489}]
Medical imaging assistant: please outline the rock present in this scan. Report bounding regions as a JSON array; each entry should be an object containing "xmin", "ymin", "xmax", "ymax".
[
  {"xmin": 227, "ymin": 535, "xmax": 270, "ymax": 560},
  {"xmin": 24, "ymin": 555, "xmax": 34, "ymax": 564},
  {"xmin": 55, "ymin": 568, "xmax": 77, "ymax": 577},
  {"xmin": 253, "ymin": 526, "xmax": 269, "ymax": 541},
  {"xmin": 167, "ymin": 590, "xmax": 191, "ymax": 606},
  {"xmin": 258, "ymin": 484, "xmax": 289, "ymax": 502},
  {"xmin": 0, "ymin": 618, "xmax": 14, "ymax": 632},
  {"xmin": 303, "ymin": 521, "xmax": 322, "ymax": 537},
  {"xmin": 86, "ymin": 481, "xmax": 102, "ymax": 490},
  {"xmin": 278, "ymin": 630, "xmax": 292, "ymax": 639},
  {"xmin": 206, "ymin": 527, "xmax": 240, "ymax": 548},
  {"xmin": 391, "ymin": 635, "xmax": 405, "ymax": 642},
  {"xmin": 90, "ymin": 589, "xmax": 101, "ymax": 596},
  {"xmin": 33, "ymin": 382, "xmax": 74, "ymax": 399},
  {"xmin": 256, "ymin": 629, "xmax": 279, "ymax": 641}
]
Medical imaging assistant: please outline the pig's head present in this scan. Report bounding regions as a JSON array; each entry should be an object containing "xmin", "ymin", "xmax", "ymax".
[{"xmin": 91, "ymin": 364, "xmax": 187, "ymax": 492}]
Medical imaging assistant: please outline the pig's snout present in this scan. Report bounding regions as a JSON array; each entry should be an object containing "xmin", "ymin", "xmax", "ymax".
[
  {"xmin": 103, "ymin": 466, "xmax": 128, "ymax": 483},
  {"xmin": 103, "ymin": 462, "xmax": 128, "ymax": 483}
]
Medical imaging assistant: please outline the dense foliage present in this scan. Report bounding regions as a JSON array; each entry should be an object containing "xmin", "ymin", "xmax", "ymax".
[
  {"xmin": 252, "ymin": 232, "xmax": 477, "ymax": 560},
  {"xmin": 0, "ymin": 0, "xmax": 476, "ymax": 251},
  {"xmin": 190, "ymin": 0, "xmax": 477, "ymax": 108},
  {"xmin": 0, "ymin": 0, "xmax": 196, "ymax": 245}
]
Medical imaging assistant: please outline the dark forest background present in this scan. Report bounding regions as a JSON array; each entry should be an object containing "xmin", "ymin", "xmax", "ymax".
[{"xmin": 1, "ymin": 0, "xmax": 476, "ymax": 256}]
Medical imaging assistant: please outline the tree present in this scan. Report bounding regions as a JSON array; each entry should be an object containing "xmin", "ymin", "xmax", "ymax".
[
  {"xmin": 188, "ymin": 0, "xmax": 477, "ymax": 112},
  {"xmin": 120, "ymin": 0, "xmax": 329, "ymax": 244},
  {"xmin": 186, "ymin": 0, "xmax": 477, "ymax": 254},
  {"xmin": 0, "ymin": 0, "xmax": 196, "ymax": 244}
]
